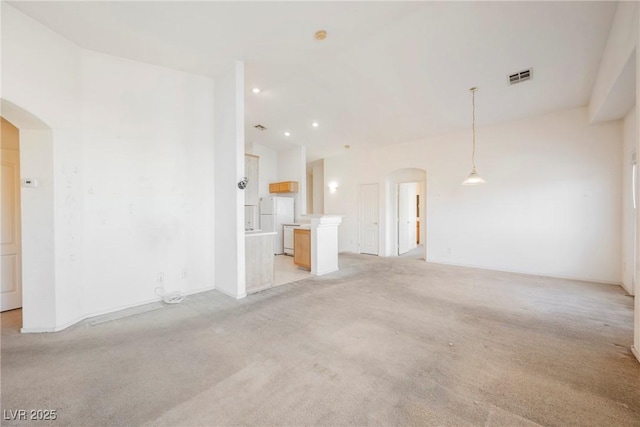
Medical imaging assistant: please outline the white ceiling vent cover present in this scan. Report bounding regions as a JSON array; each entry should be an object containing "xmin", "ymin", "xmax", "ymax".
[{"xmin": 508, "ymin": 69, "xmax": 532, "ymax": 85}]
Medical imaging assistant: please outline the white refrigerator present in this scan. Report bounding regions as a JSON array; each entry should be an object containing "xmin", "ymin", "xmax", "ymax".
[{"xmin": 260, "ymin": 197, "xmax": 295, "ymax": 254}]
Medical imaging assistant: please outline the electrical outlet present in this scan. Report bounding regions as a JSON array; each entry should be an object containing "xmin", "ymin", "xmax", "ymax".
[
  {"xmin": 447, "ymin": 247, "xmax": 453, "ymax": 255},
  {"xmin": 157, "ymin": 272, "xmax": 164, "ymax": 283},
  {"xmin": 181, "ymin": 268, "xmax": 187, "ymax": 279}
]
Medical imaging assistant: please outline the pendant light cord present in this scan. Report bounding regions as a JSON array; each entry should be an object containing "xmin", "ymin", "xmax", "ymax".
[{"xmin": 471, "ymin": 87, "xmax": 477, "ymax": 171}]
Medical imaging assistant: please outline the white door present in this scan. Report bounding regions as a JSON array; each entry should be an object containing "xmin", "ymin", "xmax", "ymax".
[
  {"xmin": 1, "ymin": 149, "xmax": 22, "ymax": 311},
  {"xmin": 358, "ymin": 184, "xmax": 379, "ymax": 255},
  {"xmin": 398, "ymin": 182, "xmax": 418, "ymax": 255}
]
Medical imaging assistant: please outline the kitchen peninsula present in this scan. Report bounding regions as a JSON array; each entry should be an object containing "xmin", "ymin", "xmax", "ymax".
[
  {"xmin": 245, "ymin": 230, "xmax": 276, "ymax": 294},
  {"xmin": 296, "ymin": 215, "xmax": 343, "ymax": 276}
]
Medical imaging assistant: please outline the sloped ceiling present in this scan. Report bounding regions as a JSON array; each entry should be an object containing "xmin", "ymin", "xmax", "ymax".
[{"xmin": 9, "ymin": 1, "xmax": 618, "ymax": 161}]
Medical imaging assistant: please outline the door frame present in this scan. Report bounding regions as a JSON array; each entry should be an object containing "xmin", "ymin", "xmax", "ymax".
[
  {"xmin": 1, "ymin": 147, "xmax": 22, "ymax": 311},
  {"xmin": 397, "ymin": 182, "xmax": 418, "ymax": 255},
  {"xmin": 385, "ymin": 168, "xmax": 426, "ymax": 259},
  {"xmin": 358, "ymin": 183, "xmax": 379, "ymax": 255},
  {"xmin": 1, "ymin": 99, "xmax": 56, "ymax": 332}
]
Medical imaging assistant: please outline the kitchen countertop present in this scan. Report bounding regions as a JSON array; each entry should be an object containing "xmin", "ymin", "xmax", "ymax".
[
  {"xmin": 245, "ymin": 230, "xmax": 277, "ymax": 237},
  {"xmin": 283, "ymin": 223, "xmax": 312, "ymax": 229}
]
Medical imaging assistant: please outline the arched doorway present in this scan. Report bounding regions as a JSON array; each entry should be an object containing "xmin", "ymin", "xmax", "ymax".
[
  {"xmin": 1, "ymin": 99, "xmax": 56, "ymax": 332},
  {"xmin": 385, "ymin": 168, "xmax": 427, "ymax": 260},
  {"xmin": 1, "ymin": 117, "xmax": 22, "ymax": 312}
]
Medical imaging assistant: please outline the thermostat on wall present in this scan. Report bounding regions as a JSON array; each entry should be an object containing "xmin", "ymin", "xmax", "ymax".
[{"xmin": 21, "ymin": 179, "xmax": 38, "ymax": 188}]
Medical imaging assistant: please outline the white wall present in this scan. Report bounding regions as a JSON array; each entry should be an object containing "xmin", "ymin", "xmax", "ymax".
[
  {"xmin": 19, "ymin": 129, "xmax": 56, "ymax": 330},
  {"xmin": 80, "ymin": 51, "xmax": 216, "ymax": 314},
  {"xmin": 246, "ymin": 142, "xmax": 277, "ymax": 201},
  {"xmin": 325, "ymin": 107, "xmax": 622, "ymax": 284},
  {"xmin": 310, "ymin": 159, "xmax": 325, "ymax": 214},
  {"xmin": 622, "ymin": 107, "xmax": 637, "ymax": 295},
  {"xmin": 306, "ymin": 170, "xmax": 313, "ymax": 214},
  {"xmin": 277, "ymin": 145, "xmax": 307, "ymax": 220},
  {"xmin": 589, "ymin": 1, "xmax": 638, "ymax": 122},
  {"xmin": 2, "ymin": 4, "xmax": 218, "ymax": 330},
  {"xmin": 2, "ymin": 4, "xmax": 82, "ymax": 330}
]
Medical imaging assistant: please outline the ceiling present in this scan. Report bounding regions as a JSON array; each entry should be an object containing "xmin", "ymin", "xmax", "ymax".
[{"xmin": 9, "ymin": 1, "xmax": 618, "ymax": 162}]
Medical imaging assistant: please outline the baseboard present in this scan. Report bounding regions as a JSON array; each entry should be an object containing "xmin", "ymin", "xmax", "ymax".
[
  {"xmin": 183, "ymin": 285, "xmax": 216, "ymax": 296},
  {"xmin": 21, "ymin": 295, "xmax": 162, "ymax": 333},
  {"xmin": 21, "ymin": 326, "xmax": 62, "ymax": 333},
  {"xmin": 21, "ymin": 284, "xmax": 217, "ymax": 334},
  {"xmin": 312, "ymin": 267, "xmax": 339, "ymax": 276},
  {"xmin": 215, "ymin": 286, "xmax": 247, "ymax": 300},
  {"xmin": 632, "ymin": 346, "xmax": 640, "ymax": 364},
  {"xmin": 426, "ymin": 258, "xmax": 621, "ymax": 286},
  {"xmin": 620, "ymin": 281, "xmax": 635, "ymax": 296}
]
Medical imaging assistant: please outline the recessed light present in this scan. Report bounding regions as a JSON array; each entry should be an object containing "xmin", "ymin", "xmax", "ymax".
[
  {"xmin": 284, "ymin": 132, "xmax": 291, "ymax": 137},
  {"xmin": 312, "ymin": 122, "xmax": 319, "ymax": 128},
  {"xmin": 252, "ymin": 88, "xmax": 261, "ymax": 94}
]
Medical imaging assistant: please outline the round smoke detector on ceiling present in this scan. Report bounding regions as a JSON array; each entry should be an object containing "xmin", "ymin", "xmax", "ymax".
[{"xmin": 314, "ymin": 30, "xmax": 327, "ymax": 41}]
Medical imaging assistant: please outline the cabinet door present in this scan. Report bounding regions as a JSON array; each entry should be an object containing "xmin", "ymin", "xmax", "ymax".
[
  {"xmin": 269, "ymin": 181, "xmax": 299, "ymax": 193},
  {"xmin": 293, "ymin": 229, "xmax": 311, "ymax": 270},
  {"xmin": 245, "ymin": 155, "xmax": 259, "ymax": 205},
  {"xmin": 276, "ymin": 181, "xmax": 299, "ymax": 193}
]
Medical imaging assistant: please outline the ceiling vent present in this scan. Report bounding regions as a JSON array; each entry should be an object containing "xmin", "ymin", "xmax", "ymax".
[
  {"xmin": 253, "ymin": 124, "xmax": 267, "ymax": 131},
  {"xmin": 508, "ymin": 69, "xmax": 532, "ymax": 85}
]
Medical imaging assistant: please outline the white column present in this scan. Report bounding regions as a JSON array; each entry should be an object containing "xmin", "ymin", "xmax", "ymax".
[
  {"xmin": 214, "ymin": 61, "xmax": 246, "ymax": 299},
  {"xmin": 310, "ymin": 215, "xmax": 343, "ymax": 276}
]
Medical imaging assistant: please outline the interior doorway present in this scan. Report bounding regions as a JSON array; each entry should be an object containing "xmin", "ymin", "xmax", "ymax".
[
  {"xmin": 358, "ymin": 183, "xmax": 379, "ymax": 255},
  {"xmin": 398, "ymin": 182, "xmax": 418, "ymax": 255},
  {"xmin": 1, "ymin": 98, "xmax": 55, "ymax": 332},
  {"xmin": 1, "ymin": 117, "xmax": 22, "ymax": 312},
  {"xmin": 633, "ymin": 153, "xmax": 637, "ymax": 291},
  {"xmin": 385, "ymin": 168, "xmax": 426, "ymax": 259}
]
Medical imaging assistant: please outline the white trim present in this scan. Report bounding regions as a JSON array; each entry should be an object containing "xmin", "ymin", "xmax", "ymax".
[
  {"xmin": 20, "ymin": 285, "xmax": 217, "ymax": 333},
  {"xmin": 426, "ymin": 258, "xmax": 622, "ymax": 286},
  {"xmin": 215, "ymin": 286, "xmax": 247, "ymax": 300},
  {"xmin": 632, "ymin": 346, "xmax": 640, "ymax": 363},
  {"xmin": 183, "ymin": 285, "xmax": 216, "ymax": 296},
  {"xmin": 621, "ymin": 280, "xmax": 634, "ymax": 295},
  {"xmin": 312, "ymin": 267, "xmax": 339, "ymax": 277}
]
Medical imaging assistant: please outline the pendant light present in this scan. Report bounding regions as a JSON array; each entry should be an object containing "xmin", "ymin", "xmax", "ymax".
[{"xmin": 462, "ymin": 87, "xmax": 486, "ymax": 185}]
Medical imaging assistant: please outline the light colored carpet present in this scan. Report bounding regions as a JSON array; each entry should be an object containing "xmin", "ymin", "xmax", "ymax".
[{"xmin": 1, "ymin": 253, "xmax": 638, "ymax": 426}]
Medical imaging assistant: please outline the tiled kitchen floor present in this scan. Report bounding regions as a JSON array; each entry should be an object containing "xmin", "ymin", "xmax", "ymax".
[{"xmin": 273, "ymin": 254, "xmax": 311, "ymax": 286}]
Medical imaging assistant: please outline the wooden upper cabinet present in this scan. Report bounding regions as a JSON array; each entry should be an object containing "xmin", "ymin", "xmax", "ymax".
[
  {"xmin": 245, "ymin": 154, "xmax": 259, "ymax": 206},
  {"xmin": 269, "ymin": 181, "xmax": 298, "ymax": 193}
]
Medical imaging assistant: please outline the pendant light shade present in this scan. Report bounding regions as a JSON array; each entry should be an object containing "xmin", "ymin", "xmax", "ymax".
[
  {"xmin": 462, "ymin": 87, "xmax": 486, "ymax": 185},
  {"xmin": 462, "ymin": 167, "xmax": 486, "ymax": 185}
]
